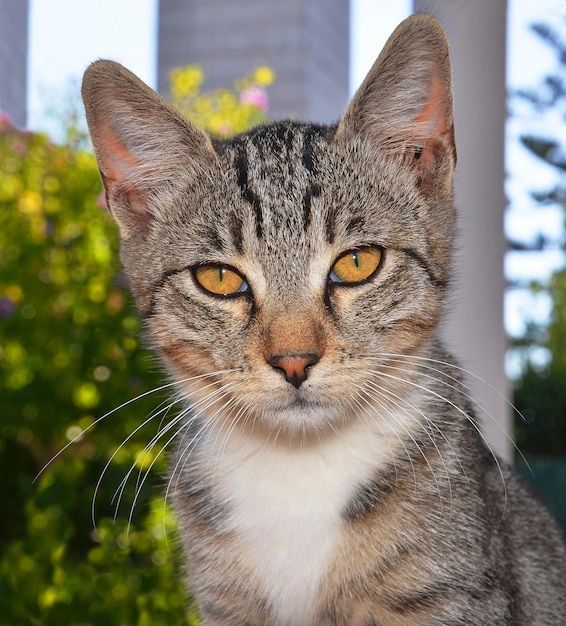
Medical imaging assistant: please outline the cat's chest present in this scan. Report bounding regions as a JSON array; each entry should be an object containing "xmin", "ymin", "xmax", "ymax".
[{"xmin": 210, "ymin": 419, "xmax": 396, "ymax": 626}]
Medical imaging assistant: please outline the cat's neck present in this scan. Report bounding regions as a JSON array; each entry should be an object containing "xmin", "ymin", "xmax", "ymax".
[{"xmin": 187, "ymin": 401, "xmax": 421, "ymax": 625}]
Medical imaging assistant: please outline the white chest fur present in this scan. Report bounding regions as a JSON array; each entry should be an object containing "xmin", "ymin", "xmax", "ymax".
[{"xmin": 208, "ymin": 417, "xmax": 400, "ymax": 626}]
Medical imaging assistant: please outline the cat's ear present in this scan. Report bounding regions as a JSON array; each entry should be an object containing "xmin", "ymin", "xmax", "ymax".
[
  {"xmin": 82, "ymin": 60, "xmax": 217, "ymax": 239},
  {"xmin": 336, "ymin": 14, "xmax": 456, "ymax": 194}
]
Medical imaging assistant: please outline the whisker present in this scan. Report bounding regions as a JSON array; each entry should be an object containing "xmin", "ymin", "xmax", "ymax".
[
  {"xmin": 126, "ymin": 382, "xmax": 240, "ymax": 530},
  {"xmin": 161, "ymin": 410, "xmax": 211, "ymax": 537},
  {"xmin": 369, "ymin": 352, "xmax": 532, "ymax": 471},
  {"xmin": 212, "ymin": 395, "xmax": 253, "ymax": 477},
  {"xmin": 36, "ymin": 378, "xmax": 185, "ymax": 482},
  {"xmin": 370, "ymin": 363, "xmax": 471, "ymax": 482},
  {"xmin": 372, "ymin": 367, "xmax": 509, "ymax": 516},
  {"xmin": 171, "ymin": 384, "xmax": 241, "ymax": 482},
  {"xmin": 109, "ymin": 397, "xmax": 190, "ymax": 504},
  {"xmin": 36, "ymin": 370, "xmax": 238, "ymax": 482},
  {"xmin": 163, "ymin": 384, "xmax": 242, "ymax": 513},
  {"xmin": 364, "ymin": 378, "xmax": 458, "ymax": 512},
  {"xmin": 112, "ymin": 403, "xmax": 193, "ymax": 527},
  {"xmin": 351, "ymin": 388, "xmax": 414, "ymax": 491},
  {"xmin": 362, "ymin": 382, "xmax": 446, "ymax": 509},
  {"xmin": 93, "ymin": 396, "xmax": 184, "ymax": 528},
  {"xmin": 88, "ymin": 370, "xmax": 239, "ymax": 527},
  {"xmin": 354, "ymin": 395, "xmax": 402, "ymax": 492}
]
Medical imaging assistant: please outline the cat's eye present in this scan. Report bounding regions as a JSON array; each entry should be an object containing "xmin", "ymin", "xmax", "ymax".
[
  {"xmin": 329, "ymin": 247, "xmax": 383, "ymax": 285},
  {"xmin": 193, "ymin": 264, "xmax": 249, "ymax": 297}
]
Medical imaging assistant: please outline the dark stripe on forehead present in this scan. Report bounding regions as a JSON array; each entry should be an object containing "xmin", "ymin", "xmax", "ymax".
[
  {"xmin": 229, "ymin": 212, "xmax": 244, "ymax": 254},
  {"xmin": 300, "ymin": 130, "xmax": 323, "ymax": 232},
  {"xmin": 301, "ymin": 130, "xmax": 318, "ymax": 177},
  {"xmin": 275, "ymin": 123, "xmax": 292, "ymax": 148},
  {"xmin": 325, "ymin": 206, "xmax": 337, "ymax": 244},
  {"xmin": 345, "ymin": 216, "xmax": 364, "ymax": 235},
  {"xmin": 302, "ymin": 182, "xmax": 321, "ymax": 231},
  {"xmin": 234, "ymin": 146, "xmax": 263, "ymax": 239}
]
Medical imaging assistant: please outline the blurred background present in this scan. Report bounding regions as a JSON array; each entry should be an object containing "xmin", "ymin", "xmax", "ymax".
[{"xmin": 1, "ymin": 0, "xmax": 565, "ymax": 623}]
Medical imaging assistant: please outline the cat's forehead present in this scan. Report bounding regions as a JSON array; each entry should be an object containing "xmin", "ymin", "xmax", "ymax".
[
  {"xmin": 215, "ymin": 121, "xmax": 421, "ymax": 250},
  {"xmin": 217, "ymin": 122, "xmax": 334, "ymax": 256},
  {"xmin": 224, "ymin": 121, "xmax": 332, "ymax": 171},
  {"xmin": 221, "ymin": 122, "xmax": 330, "ymax": 216}
]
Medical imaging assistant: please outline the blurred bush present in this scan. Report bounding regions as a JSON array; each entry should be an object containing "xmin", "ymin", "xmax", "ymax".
[{"xmin": 0, "ymin": 65, "xmax": 272, "ymax": 625}]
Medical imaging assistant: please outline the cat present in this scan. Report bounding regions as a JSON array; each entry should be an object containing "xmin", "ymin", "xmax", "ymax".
[{"xmin": 82, "ymin": 13, "xmax": 566, "ymax": 626}]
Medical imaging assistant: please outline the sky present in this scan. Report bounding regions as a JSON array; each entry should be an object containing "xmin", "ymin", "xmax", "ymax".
[
  {"xmin": 26, "ymin": 0, "xmax": 566, "ymax": 367},
  {"xmin": 27, "ymin": 0, "xmax": 565, "ymax": 116},
  {"xmin": 27, "ymin": 0, "xmax": 410, "ymax": 125}
]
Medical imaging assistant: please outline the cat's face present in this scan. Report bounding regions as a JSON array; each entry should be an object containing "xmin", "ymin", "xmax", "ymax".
[
  {"xmin": 116, "ymin": 123, "xmax": 450, "ymax": 438},
  {"xmin": 82, "ymin": 17, "xmax": 456, "ymax": 439}
]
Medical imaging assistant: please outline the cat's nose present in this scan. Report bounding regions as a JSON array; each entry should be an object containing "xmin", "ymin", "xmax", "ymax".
[{"xmin": 268, "ymin": 353, "xmax": 320, "ymax": 389}]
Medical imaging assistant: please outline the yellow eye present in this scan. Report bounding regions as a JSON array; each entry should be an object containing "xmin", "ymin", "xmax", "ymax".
[
  {"xmin": 194, "ymin": 264, "xmax": 248, "ymax": 296},
  {"xmin": 330, "ymin": 247, "xmax": 383, "ymax": 284}
]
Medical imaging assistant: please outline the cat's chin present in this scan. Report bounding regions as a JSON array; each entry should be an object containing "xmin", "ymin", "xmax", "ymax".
[{"xmin": 242, "ymin": 396, "xmax": 353, "ymax": 441}]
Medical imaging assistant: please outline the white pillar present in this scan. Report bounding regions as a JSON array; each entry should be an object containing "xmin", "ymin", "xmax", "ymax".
[{"xmin": 413, "ymin": 0, "xmax": 510, "ymax": 460}]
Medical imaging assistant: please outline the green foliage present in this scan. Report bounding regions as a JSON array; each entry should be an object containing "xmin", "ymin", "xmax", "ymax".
[
  {"xmin": 0, "ymin": 120, "xmax": 194, "ymax": 625},
  {"xmin": 514, "ymin": 268, "xmax": 566, "ymax": 458},
  {"xmin": 0, "ymin": 65, "xmax": 272, "ymax": 625}
]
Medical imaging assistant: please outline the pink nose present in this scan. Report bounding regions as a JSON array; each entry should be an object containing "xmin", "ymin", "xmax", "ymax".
[{"xmin": 268, "ymin": 353, "xmax": 320, "ymax": 389}]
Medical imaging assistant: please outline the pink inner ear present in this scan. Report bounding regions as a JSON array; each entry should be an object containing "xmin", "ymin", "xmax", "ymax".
[
  {"xmin": 415, "ymin": 73, "xmax": 449, "ymax": 136},
  {"xmin": 409, "ymin": 72, "xmax": 455, "ymax": 171},
  {"xmin": 95, "ymin": 126, "xmax": 155, "ymax": 235},
  {"xmin": 97, "ymin": 126, "xmax": 142, "ymax": 182}
]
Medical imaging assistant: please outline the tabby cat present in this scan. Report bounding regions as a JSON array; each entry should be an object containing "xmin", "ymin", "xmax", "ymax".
[{"xmin": 82, "ymin": 14, "xmax": 566, "ymax": 626}]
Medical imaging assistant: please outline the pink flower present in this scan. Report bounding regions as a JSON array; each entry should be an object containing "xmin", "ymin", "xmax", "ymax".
[
  {"xmin": 240, "ymin": 86, "xmax": 269, "ymax": 112},
  {"xmin": 0, "ymin": 110, "xmax": 15, "ymax": 132}
]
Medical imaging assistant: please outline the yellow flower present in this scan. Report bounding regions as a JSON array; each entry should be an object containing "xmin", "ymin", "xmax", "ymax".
[
  {"xmin": 170, "ymin": 65, "xmax": 203, "ymax": 97},
  {"xmin": 4, "ymin": 284, "xmax": 23, "ymax": 303},
  {"xmin": 253, "ymin": 66, "xmax": 275, "ymax": 86},
  {"xmin": 19, "ymin": 190, "xmax": 42, "ymax": 215}
]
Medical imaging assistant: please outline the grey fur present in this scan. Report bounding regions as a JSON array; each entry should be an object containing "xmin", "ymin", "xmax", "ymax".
[{"xmin": 82, "ymin": 14, "xmax": 566, "ymax": 625}]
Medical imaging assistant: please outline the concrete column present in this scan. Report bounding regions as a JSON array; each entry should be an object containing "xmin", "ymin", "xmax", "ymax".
[
  {"xmin": 0, "ymin": 0, "xmax": 29, "ymax": 127},
  {"xmin": 413, "ymin": 0, "xmax": 510, "ymax": 460},
  {"xmin": 157, "ymin": 0, "xmax": 349, "ymax": 124}
]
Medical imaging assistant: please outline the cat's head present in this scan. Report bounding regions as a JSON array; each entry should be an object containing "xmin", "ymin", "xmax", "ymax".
[{"xmin": 82, "ymin": 14, "xmax": 456, "ymax": 439}]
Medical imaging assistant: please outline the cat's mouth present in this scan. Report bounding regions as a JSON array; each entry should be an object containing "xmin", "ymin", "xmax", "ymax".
[
  {"xmin": 268, "ymin": 382, "xmax": 327, "ymax": 408},
  {"xmin": 278, "ymin": 395, "xmax": 323, "ymax": 411},
  {"xmin": 259, "ymin": 387, "xmax": 351, "ymax": 433}
]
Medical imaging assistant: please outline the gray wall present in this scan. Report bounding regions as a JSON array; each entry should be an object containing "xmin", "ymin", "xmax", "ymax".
[
  {"xmin": 0, "ymin": 0, "xmax": 28, "ymax": 127},
  {"xmin": 158, "ymin": 0, "xmax": 349, "ymax": 124}
]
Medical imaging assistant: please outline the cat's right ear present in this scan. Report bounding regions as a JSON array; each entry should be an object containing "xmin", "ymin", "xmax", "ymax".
[
  {"xmin": 335, "ymin": 14, "xmax": 456, "ymax": 196},
  {"xmin": 82, "ymin": 60, "xmax": 217, "ymax": 239}
]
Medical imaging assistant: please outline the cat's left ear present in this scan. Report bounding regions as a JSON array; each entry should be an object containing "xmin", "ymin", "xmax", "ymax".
[{"xmin": 336, "ymin": 14, "xmax": 456, "ymax": 195}]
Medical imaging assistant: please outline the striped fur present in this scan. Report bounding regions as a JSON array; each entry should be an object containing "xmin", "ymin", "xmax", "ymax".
[{"xmin": 82, "ymin": 14, "xmax": 566, "ymax": 625}]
